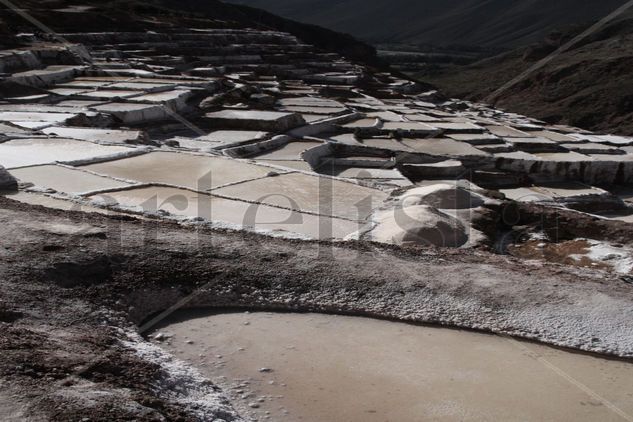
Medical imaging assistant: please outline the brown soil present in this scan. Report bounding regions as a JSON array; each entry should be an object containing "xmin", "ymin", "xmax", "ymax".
[
  {"xmin": 2, "ymin": 196, "xmax": 633, "ymax": 420},
  {"xmin": 418, "ymin": 15, "xmax": 633, "ymax": 136},
  {"xmin": 508, "ymin": 239, "xmax": 611, "ymax": 270}
]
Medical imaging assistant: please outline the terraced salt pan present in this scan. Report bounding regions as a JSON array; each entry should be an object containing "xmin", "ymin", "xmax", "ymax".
[
  {"xmin": 401, "ymin": 138, "xmax": 489, "ymax": 157},
  {"xmin": 90, "ymin": 102, "xmax": 168, "ymax": 124},
  {"xmin": 82, "ymin": 151, "xmax": 275, "ymax": 190},
  {"xmin": 195, "ymin": 130, "xmax": 268, "ymax": 148},
  {"xmin": 0, "ymin": 138, "xmax": 133, "ymax": 169},
  {"xmin": 129, "ymin": 90, "xmax": 192, "ymax": 104},
  {"xmin": 48, "ymin": 88, "xmax": 89, "ymax": 96},
  {"xmin": 257, "ymin": 160, "xmax": 314, "ymax": 172},
  {"xmin": 446, "ymin": 133, "xmax": 504, "ymax": 145},
  {"xmin": 2, "ymin": 191, "xmax": 125, "ymax": 215},
  {"xmin": 381, "ymin": 121, "xmax": 437, "ymax": 134},
  {"xmin": 0, "ymin": 111, "xmax": 77, "ymax": 123},
  {"xmin": 404, "ymin": 113, "xmax": 441, "ymax": 122},
  {"xmin": 486, "ymin": 125, "xmax": 533, "ymax": 138},
  {"xmin": 0, "ymin": 105, "xmax": 86, "ymax": 114},
  {"xmin": 155, "ymin": 312, "xmax": 633, "ymax": 422},
  {"xmin": 277, "ymin": 97, "xmax": 344, "ymax": 108},
  {"xmin": 532, "ymin": 130, "xmax": 582, "ymax": 143},
  {"xmin": 535, "ymin": 151, "xmax": 594, "ymax": 162},
  {"xmin": 91, "ymin": 186, "xmax": 359, "ymax": 239},
  {"xmin": 280, "ymin": 106, "xmax": 347, "ymax": 115},
  {"xmin": 342, "ymin": 118, "xmax": 378, "ymax": 128},
  {"xmin": 7, "ymin": 121, "xmax": 55, "ymax": 130},
  {"xmin": 214, "ymin": 172, "xmax": 389, "ymax": 220},
  {"xmin": 366, "ymin": 111, "xmax": 402, "ymax": 122},
  {"xmin": 205, "ymin": 110, "xmax": 304, "ymax": 131},
  {"xmin": 360, "ymin": 138, "xmax": 410, "ymax": 152},
  {"xmin": 57, "ymin": 80, "xmax": 112, "ymax": 89},
  {"xmin": 42, "ymin": 127, "xmax": 143, "ymax": 143},
  {"xmin": 9, "ymin": 165, "xmax": 132, "ymax": 194},
  {"xmin": 323, "ymin": 166, "xmax": 409, "ymax": 181},
  {"xmin": 106, "ymin": 81, "xmax": 176, "ymax": 90},
  {"xmin": 250, "ymin": 140, "xmax": 323, "ymax": 160},
  {"xmin": 55, "ymin": 100, "xmax": 104, "ymax": 108},
  {"xmin": 78, "ymin": 89, "xmax": 144, "ymax": 99},
  {"xmin": 430, "ymin": 121, "xmax": 484, "ymax": 133}
]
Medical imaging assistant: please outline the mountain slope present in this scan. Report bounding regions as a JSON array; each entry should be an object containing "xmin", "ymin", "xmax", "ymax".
[
  {"xmin": 419, "ymin": 14, "xmax": 633, "ymax": 135},
  {"xmin": 0, "ymin": 0, "xmax": 380, "ymax": 66},
  {"xmin": 227, "ymin": 0, "xmax": 625, "ymax": 48}
]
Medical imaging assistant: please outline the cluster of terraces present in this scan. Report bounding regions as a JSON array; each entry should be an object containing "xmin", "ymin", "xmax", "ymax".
[
  {"xmin": 2, "ymin": 9, "xmax": 633, "ymax": 422},
  {"xmin": 2, "ymin": 27, "xmax": 633, "ymax": 264}
]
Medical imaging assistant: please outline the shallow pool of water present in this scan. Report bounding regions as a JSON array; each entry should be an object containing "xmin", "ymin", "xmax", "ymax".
[{"xmin": 153, "ymin": 312, "xmax": 633, "ymax": 422}]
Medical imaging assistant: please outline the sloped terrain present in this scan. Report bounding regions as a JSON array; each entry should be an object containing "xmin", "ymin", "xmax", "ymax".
[
  {"xmin": 228, "ymin": 0, "xmax": 624, "ymax": 48},
  {"xmin": 1, "ymin": 0, "xmax": 633, "ymax": 420},
  {"xmin": 420, "ymin": 13, "xmax": 633, "ymax": 135},
  {"xmin": 0, "ymin": 0, "xmax": 379, "ymax": 66}
]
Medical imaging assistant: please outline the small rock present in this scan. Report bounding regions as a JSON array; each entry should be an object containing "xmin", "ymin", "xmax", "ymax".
[
  {"xmin": 248, "ymin": 402, "xmax": 260, "ymax": 409},
  {"xmin": 154, "ymin": 332, "xmax": 170, "ymax": 341},
  {"xmin": 259, "ymin": 367, "xmax": 273, "ymax": 373}
]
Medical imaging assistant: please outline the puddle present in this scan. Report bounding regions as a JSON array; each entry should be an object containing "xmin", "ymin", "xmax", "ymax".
[{"xmin": 154, "ymin": 311, "xmax": 633, "ymax": 422}]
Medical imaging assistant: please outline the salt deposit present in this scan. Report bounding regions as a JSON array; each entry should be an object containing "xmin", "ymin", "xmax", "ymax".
[{"xmin": 368, "ymin": 205, "xmax": 468, "ymax": 247}]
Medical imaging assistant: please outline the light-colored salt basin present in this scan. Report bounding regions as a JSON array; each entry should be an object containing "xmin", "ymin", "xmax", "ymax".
[
  {"xmin": 214, "ymin": 172, "xmax": 389, "ymax": 220},
  {"xmin": 2, "ymin": 191, "xmax": 126, "ymax": 215},
  {"xmin": 82, "ymin": 151, "xmax": 274, "ymax": 190},
  {"xmin": 41, "ymin": 127, "xmax": 143, "ymax": 143},
  {"xmin": 154, "ymin": 312, "xmax": 633, "ymax": 422},
  {"xmin": 257, "ymin": 160, "xmax": 314, "ymax": 172},
  {"xmin": 9, "ymin": 165, "xmax": 132, "ymax": 194},
  {"xmin": 91, "ymin": 185, "xmax": 360, "ymax": 239},
  {"xmin": 0, "ymin": 138, "xmax": 133, "ymax": 169},
  {"xmin": 250, "ymin": 140, "xmax": 323, "ymax": 160}
]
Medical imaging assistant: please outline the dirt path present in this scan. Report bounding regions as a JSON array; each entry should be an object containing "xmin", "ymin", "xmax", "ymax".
[{"xmin": 1, "ymin": 196, "xmax": 632, "ymax": 420}]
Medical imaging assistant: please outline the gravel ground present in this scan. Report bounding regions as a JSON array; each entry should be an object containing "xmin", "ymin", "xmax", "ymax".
[{"xmin": 1, "ymin": 196, "xmax": 632, "ymax": 420}]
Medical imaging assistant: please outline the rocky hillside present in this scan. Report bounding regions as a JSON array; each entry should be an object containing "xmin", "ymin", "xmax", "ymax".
[
  {"xmin": 0, "ymin": 0, "xmax": 380, "ymax": 66},
  {"xmin": 419, "ymin": 14, "xmax": 633, "ymax": 136},
  {"xmin": 227, "ymin": 0, "xmax": 624, "ymax": 49}
]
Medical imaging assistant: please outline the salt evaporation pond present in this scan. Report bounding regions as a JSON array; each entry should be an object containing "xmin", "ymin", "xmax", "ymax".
[{"xmin": 153, "ymin": 311, "xmax": 633, "ymax": 422}]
